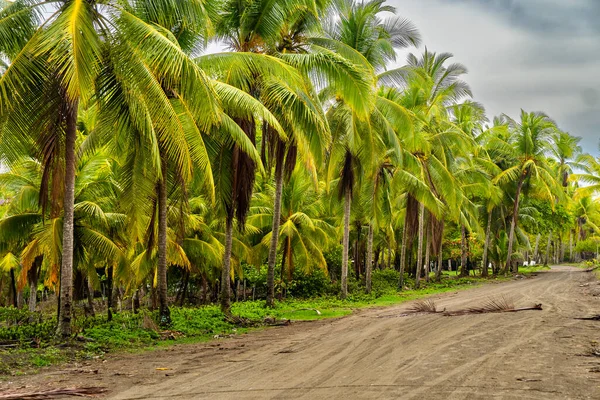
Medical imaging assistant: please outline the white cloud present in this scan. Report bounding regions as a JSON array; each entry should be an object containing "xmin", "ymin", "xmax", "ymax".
[{"xmin": 391, "ymin": 0, "xmax": 600, "ymax": 154}]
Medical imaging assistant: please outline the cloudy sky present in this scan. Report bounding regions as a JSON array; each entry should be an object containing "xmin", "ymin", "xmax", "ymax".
[{"xmin": 391, "ymin": 0, "xmax": 600, "ymax": 154}]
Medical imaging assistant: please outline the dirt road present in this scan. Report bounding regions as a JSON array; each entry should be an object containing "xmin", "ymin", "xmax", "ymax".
[{"xmin": 5, "ymin": 266, "xmax": 600, "ymax": 399}]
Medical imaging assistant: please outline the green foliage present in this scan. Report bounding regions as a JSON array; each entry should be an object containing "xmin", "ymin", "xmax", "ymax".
[
  {"xmin": 0, "ymin": 307, "xmax": 52, "ymax": 345},
  {"xmin": 370, "ymin": 269, "xmax": 400, "ymax": 296},
  {"xmin": 0, "ymin": 0, "xmax": 597, "ymax": 371},
  {"xmin": 575, "ymin": 237, "xmax": 600, "ymax": 253},
  {"xmin": 287, "ymin": 268, "xmax": 335, "ymax": 298}
]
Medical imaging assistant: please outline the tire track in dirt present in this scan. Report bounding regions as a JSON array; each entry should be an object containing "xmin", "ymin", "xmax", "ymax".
[{"xmin": 3, "ymin": 266, "xmax": 599, "ymax": 399}]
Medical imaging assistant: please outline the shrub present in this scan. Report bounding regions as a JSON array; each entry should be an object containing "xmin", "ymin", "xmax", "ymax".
[
  {"xmin": 371, "ymin": 269, "xmax": 400, "ymax": 297},
  {"xmin": 287, "ymin": 268, "xmax": 334, "ymax": 298}
]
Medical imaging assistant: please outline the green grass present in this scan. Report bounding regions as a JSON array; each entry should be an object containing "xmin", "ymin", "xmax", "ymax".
[
  {"xmin": 517, "ymin": 265, "xmax": 551, "ymax": 274},
  {"xmin": 0, "ymin": 273, "xmax": 520, "ymax": 375}
]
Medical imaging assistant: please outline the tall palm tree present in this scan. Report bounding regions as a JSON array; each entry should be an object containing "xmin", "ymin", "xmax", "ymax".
[
  {"xmin": 249, "ymin": 167, "xmax": 334, "ymax": 283},
  {"xmin": 324, "ymin": 0, "xmax": 420, "ymax": 297},
  {"xmin": 216, "ymin": 0, "xmax": 375, "ymax": 307},
  {"xmin": 386, "ymin": 50, "xmax": 474, "ymax": 286},
  {"xmin": 492, "ymin": 111, "xmax": 562, "ymax": 273},
  {"xmin": 0, "ymin": 0, "xmax": 224, "ymax": 334}
]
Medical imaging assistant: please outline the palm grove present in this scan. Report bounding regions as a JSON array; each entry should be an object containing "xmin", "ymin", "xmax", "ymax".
[{"xmin": 0, "ymin": 0, "xmax": 597, "ymax": 337}]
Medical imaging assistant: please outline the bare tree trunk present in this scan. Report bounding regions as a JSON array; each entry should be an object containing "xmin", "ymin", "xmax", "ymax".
[
  {"xmin": 387, "ymin": 240, "xmax": 392, "ymax": 270},
  {"xmin": 481, "ymin": 211, "xmax": 492, "ymax": 277},
  {"xmin": 221, "ymin": 218, "xmax": 234, "ymax": 313},
  {"xmin": 365, "ymin": 223, "xmax": 374, "ymax": 294},
  {"xmin": 533, "ymin": 233, "xmax": 541, "ymax": 262},
  {"xmin": 107, "ymin": 265, "xmax": 113, "ymax": 321},
  {"xmin": 86, "ymin": 277, "xmax": 95, "ymax": 317},
  {"xmin": 415, "ymin": 203, "xmax": 425, "ymax": 288},
  {"xmin": 436, "ymin": 226, "xmax": 444, "ymax": 282},
  {"xmin": 506, "ymin": 175, "xmax": 525, "ymax": 274},
  {"xmin": 57, "ymin": 101, "xmax": 78, "ymax": 337},
  {"xmin": 179, "ymin": 270, "xmax": 189, "ymax": 306},
  {"xmin": 280, "ymin": 238, "xmax": 288, "ymax": 291},
  {"xmin": 341, "ymin": 189, "xmax": 351, "ymax": 299},
  {"xmin": 460, "ymin": 225, "xmax": 468, "ymax": 277},
  {"xmin": 9, "ymin": 269, "xmax": 17, "ymax": 308},
  {"xmin": 266, "ymin": 161, "xmax": 284, "ymax": 307},
  {"xmin": 28, "ymin": 258, "xmax": 39, "ymax": 313},
  {"xmin": 559, "ymin": 235, "xmax": 564, "ymax": 263},
  {"xmin": 202, "ymin": 273, "xmax": 208, "ymax": 304},
  {"xmin": 545, "ymin": 231, "xmax": 552, "ymax": 266},
  {"xmin": 424, "ymin": 225, "xmax": 430, "ymax": 283},
  {"xmin": 157, "ymin": 157, "xmax": 171, "ymax": 326},
  {"xmin": 569, "ymin": 231, "xmax": 573, "ymax": 262},
  {"xmin": 398, "ymin": 213, "xmax": 409, "ymax": 290}
]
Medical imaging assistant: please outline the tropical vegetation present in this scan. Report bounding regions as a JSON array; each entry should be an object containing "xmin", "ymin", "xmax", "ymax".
[{"xmin": 0, "ymin": 0, "xmax": 598, "ymax": 348}]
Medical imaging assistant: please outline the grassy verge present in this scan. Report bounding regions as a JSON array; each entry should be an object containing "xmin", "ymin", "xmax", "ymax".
[{"xmin": 0, "ymin": 272, "xmax": 522, "ymax": 376}]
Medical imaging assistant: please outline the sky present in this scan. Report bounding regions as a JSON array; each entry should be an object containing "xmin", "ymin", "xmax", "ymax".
[{"xmin": 390, "ymin": 0, "xmax": 600, "ymax": 155}]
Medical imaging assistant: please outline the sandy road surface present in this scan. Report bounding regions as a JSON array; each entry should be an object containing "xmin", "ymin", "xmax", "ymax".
[{"xmin": 4, "ymin": 266, "xmax": 600, "ymax": 399}]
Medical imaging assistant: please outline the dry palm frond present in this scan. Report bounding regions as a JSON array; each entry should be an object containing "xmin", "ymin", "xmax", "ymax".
[
  {"xmin": 407, "ymin": 299, "xmax": 438, "ymax": 314},
  {"xmin": 575, "ymin": 315, "xmax": 600, "ymax": 321},
  {"xmin": 443, "ymin": 296, "xmax": 542, "ymax": 316},
  {"xmin": 0, "ymin": 387, "xmax": 107, "ymax": 400}
]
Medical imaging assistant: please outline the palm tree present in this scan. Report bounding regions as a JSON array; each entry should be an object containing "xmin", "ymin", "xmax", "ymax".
[
  {"xmin": 249, "ymin": 168, "xmax": 334, "ymax": 284},
  {"xmin": 385, "ymin": 50, "xmax": 475, "ymax": 286},
  {"xmin": 0, "ymin": 145, "xmax": 123, "ymax": 315},
  {"xmin": 492, "ymin": 111, "xmax": 562, "ymax": 273},
  {"xmin": 0, "ymin": 0, "xmax": 224, "ymax": 334},
  {"xmin": 324, "ymin": 0, "xmax": 420, "ymax": 297},
  {"xmin": 216, "ymin": 0, "xmax": 377, "ymax": 307},
  {"xmin": 573, "ymin": 154, "xmax": 600, "ymax": 197}
]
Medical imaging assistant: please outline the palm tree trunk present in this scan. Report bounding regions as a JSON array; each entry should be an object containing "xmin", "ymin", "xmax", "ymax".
[
  {"xmin": 505, "ymin": 175, "xmax": 525, "ymax": 274},
  {"xmin": 354, "ymin": 222, "xmax": 362, "ymax": 281},
  {"xmin": 481, "ymin": 211, "xmax": 492, "ymax": 277},
  {"xmin": 266, "ymin": 161, "xmax": 284, "ymax": 307},
  {"xmin": 28, "ymin": 258, "xmax": 39, "ymax": 313},
  {"xmin": 107, "ymin": 265, "xmax": 113, "ymax": 321},
  {"xmin": 435, "ymin": 224, "xmax": 444, "ymax": 282},
  {"xmin": 179, "ymin": 270, "xmax": 189, "ymax": 306},
  {"xmin": 157, "ymin": 158, "xmax": 171, "ymax": 326},
  {"xmin": 9, "ymin": 268, "xmax": 17, "ymax": 308},
  {"xmin": 365, "ymin": 223, "xmax": 374, "ymax": 294},
  {"xmin": 424, "ymin": 225, "xmax": 430, "ymax": 283},
  {"xmin": 57, "ymin": 101, "xmax": 78, "ymax": 337},
  {"xmin": 533, "ymin": 233, "xmax": 541, "ymax": 262},
  {"xmin": 387, "ymin": 240, "xmax": 392, "ymax": 270},
  {"xmin": 86, "ymin": 277, "xmax": 95, "ymax": 317},
  {"xmin": 415, "ymin": 203, "xmax": 425, "ymax": 288},
  {"xmin": 559, "ymin": 235, "xmax": 564, "ymax": 263},
  {"xmin": 460, "ymin": 225, "xmax": 468, "ymax": 277},
  {"xmin": 569, "ymin": 231, "xmax": 573, "ymax": 262},
  {"xmin": 341, "ymin": 189, "xmax": 351, "ymax": 299},
  {"xmin": 221, "ymin": 218, "xmax": 234, "ymax": 314},
  {"xmin": 545, "ymin": 231, "xmax": 552, "ymax": 266},
  {"xmin": 280, "ymin": 238, "xmax": 288, "ymax": 287},
  {"xmin": 201, "ymin": 273, "xmax": 208, "ymax": 304},
  {"xmin": 398, "ymin": 213, "xmax": 409, "ymax": 290}
]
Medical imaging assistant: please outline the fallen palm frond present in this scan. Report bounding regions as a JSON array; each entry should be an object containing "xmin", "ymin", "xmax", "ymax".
[
  {"xmin": 443, "ymin": 296, "xmax": 542, "ymax": 316},
  {"xmin": 400, "ymin": 296, "xmax": 542, "ymax": 317},
  {"xmin": 0, "ymin": 387, "xmax": 107, "ymax": 400},
  {"xmin": 446, "ymin": 296, "xmax": 514, "ymax": 315},
  {"xmin": 407, "ymin": 299, "xmax": 438, "ymax": 314},
  {"xmin": 575, "ymin": 315, "xmax": 600, "ymax": 321}
]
